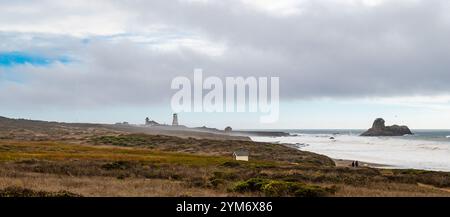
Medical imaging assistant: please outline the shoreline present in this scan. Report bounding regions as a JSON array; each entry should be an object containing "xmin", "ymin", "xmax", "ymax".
[
  {"xmin": 271, "ymin": 141, "xmax": 397, "ymax": 170},
  {"xmin": 333, "ymin": 159, "xmax": 395, "ymax": 169},
  {"xmin": 260, "ymin": 140, "xmax": 442, "ymax": 172},
  {"xmin": 249, "ymin": 135, "xmax": 450, "ymax": 172}
]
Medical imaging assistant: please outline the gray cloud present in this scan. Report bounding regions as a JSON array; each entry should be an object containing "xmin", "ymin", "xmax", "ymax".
[
  {"xmin": 120, "ymin": 0, "xmax": 450, "ymax": 97},
  {"xmin": 2, "ymin": 0, "xmax": 450, "ymax": 109}
]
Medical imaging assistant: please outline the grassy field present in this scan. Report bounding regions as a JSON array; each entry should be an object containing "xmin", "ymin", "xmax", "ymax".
[
  {"xmin": 1, "ymin": 116, "xmax": 450, "ymax": 197},
  {"xmin": 0, "ymin": 135, "xmax": 450, "ymax": 197}
]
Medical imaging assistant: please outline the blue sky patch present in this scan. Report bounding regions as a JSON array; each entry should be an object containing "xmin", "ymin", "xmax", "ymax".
[{"xmin": 0, "ymin": 52, "xmax": 69, "ymax": 67}]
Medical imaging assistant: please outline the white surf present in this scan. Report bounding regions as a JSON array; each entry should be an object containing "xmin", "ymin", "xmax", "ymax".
[{"xmin": 251, "ymin": 133, "xmax": 450, "ymax": 172}]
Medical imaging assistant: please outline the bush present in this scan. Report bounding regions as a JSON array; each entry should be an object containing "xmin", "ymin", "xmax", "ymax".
[
  {"xmin": 261, "ymin": 181, "xmax": 295, "ymax": 197},
  {"xmin": 0, "ymin": 187, "xmax": 81, "ymax": 197},
  {"xmin": 390, "ymin": 170, "xmax": 450, "ymax": 188},
  {"xmin": 233, "ymin": 178, "xmax": 335, "ymax": 197},
  {"xmin": 212, "ymin": 171, "xmax": 239, "ymax": 180},
  {"xmin": 294, "ymin": 185, "xmax": 333, "ymax": 197},
  {"xmin": 221, "ymin": 161, "xmax": 241, "ymax": 168},
  {"xmin": 209, "ymin": 178, "xmax": 225, "ymax": 188},
  {"xmin": 91, "ymin": 134, "xmax": 154, "ymax": 147},
  {"xmin": 233, "ymin": 178, "xmax": 268, "ymax": 192},
  {"xmin": 101, "ymin": 161, "xmax": 132, "ymax": 170}
]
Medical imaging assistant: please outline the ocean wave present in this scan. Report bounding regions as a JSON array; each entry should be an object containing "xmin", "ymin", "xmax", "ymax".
[
  {"xmin": 250, "ymin": 134, "xmax": 450, "ymax": 172},
  {"xmin": 446, "ymin": 135, "xmax": 450, "ymax": 138},
  {"xmin": 295, "ymin": 143, "xmax": 309, "ymax": 148}
]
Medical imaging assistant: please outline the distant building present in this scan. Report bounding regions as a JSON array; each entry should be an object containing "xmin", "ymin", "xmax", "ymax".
[
  {"xmin": 145, "ymin": 117, "xmax": 160, "ymax": 126},
  {"xmin": 172, "ymin": 113, "xmax": 179, "ymax": 126},
  {"xmin": 115, "ymin": 122, "xmax": 129, "ymax": 125},
  {"xmin": 224, "ymin": 126, "xmax": 232, "ymax": 133},
  {"xmin": 233, "ymin": 150, "xmax": 249, "ymax": 161}
]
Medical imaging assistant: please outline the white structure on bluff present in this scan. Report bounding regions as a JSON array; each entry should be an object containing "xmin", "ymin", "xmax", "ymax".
[
  {"xmin": 172, "ymin": 113, "xmax": 179, "ymax": 126},
  {"xmin": 233, "ymin": 150, "xmax": 249, "ymax": 161}
]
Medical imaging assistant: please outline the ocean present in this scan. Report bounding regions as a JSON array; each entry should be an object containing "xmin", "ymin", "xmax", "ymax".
[{"xmin": 250, "ymin": 130, "xmax": 450, "ymax": 172}]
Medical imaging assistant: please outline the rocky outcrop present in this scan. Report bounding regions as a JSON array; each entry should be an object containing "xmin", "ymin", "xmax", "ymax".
[{"xmin": 360, "ymin": 118, "xmax": 413, "ymax": 136}]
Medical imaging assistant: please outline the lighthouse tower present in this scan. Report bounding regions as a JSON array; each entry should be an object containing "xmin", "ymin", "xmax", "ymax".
[{"xmin": 172, "ymin": 113, "xmax": 179, "ymax": 126}]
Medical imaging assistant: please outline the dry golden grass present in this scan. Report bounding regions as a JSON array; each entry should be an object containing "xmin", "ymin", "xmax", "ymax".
[
  {"xmin": 0, "ymin": 171, "xmax": 231, "ymax": 197},
  {"xmin": 3, "ymin": 116, "xmax": 450, "ymax": 197},
  {"xmin": 89, "ymin": 134, "xmax": 335, "ymax": 166},
  {"xmin": 334, "ymin": 183, "xmax": 450, "ymax": 197},
  {"xmin": 0, "ymin": 140, "xmax": 233, "ymax": 166},
  {"xmin": 1, "ymin": 138, "xmax": 450, "ymax": 197}
]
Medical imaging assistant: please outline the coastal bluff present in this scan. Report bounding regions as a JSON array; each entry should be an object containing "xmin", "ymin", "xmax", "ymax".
[{"xmin": 361, "ymin": 118, "xmax": 413, "ymax": 136}]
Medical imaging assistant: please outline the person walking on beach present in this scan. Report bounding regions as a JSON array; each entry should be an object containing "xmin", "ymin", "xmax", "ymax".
[
  {"xmin": 355, "ymin": 161, "xmax": 359, "ymax": 167},
  {"xmin": 351, "ymin": 161, "xmax": 355, "ymax": 167}
]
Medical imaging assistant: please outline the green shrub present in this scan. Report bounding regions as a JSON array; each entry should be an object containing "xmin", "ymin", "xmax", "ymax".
[
  {"xmin": 209, "ymin": 178, "xmax": 225, "ymax": 188},
  {"xmin": 397, "ymin": 169, "xmax": 431, "ymax": 175},
  {"xmin": 294, "ymin": 185, "xmax": 331, "ymax": 197},
  {"xmin": 0, "ymin": 187, "xmax": 81, "ymax": 197},
  {"xmin": 101, "ymin": 161, "xmax": 132, "ymax": 170},
  {"xmin": 233, "ymin": 178, "xmax": 335, "ymax": 197},
  {"xmin": 233, "ymin": 178, "xmax": 268, "ymax": 192},
  {"xmin": 213, "ymin": 171, "xmax": 239, "ymax": 180},
  {"xmin": 221, "ymin": 161, "xmax": 241, "ymax": 168},
  {"xmin": 261, "ymin": 180, "xmax": 295, "ymax": 197},
  {"xmin": 91, "ymin": 134, "xmax": 155, "ymax": 147}
]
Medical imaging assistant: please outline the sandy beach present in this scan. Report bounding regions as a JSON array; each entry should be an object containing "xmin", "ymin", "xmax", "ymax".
[
  {"xmin": 250, "ymin": 131, "xmax": 450, "ymax": 172},
  {"xmin": 333, "ymin": 159, "xmax": 394, "ymax": 169}
]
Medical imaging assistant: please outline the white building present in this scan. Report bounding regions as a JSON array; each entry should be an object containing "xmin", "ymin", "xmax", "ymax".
[{"xmin": 233, "ymin": 150, "xmax": 249, "ymax": 161}]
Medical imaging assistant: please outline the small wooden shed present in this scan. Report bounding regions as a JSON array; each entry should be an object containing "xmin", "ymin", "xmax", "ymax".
[{"xmin": 233, "ymin": 150, "xmax": 249, "ymax": 161}]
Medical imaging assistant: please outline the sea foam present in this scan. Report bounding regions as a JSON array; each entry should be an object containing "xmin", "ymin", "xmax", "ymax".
[{"xmin": 251, "ymin": 133, "xmax": 450, "ymax": 172}]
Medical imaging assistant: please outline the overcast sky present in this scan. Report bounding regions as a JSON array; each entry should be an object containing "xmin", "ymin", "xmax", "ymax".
[{"xmin": 1, "ymin": 0, "xmax": 450, "ymax": 129}]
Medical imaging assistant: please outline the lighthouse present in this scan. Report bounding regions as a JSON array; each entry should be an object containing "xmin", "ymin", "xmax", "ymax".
[{"xmin": 172, "ymin": 113, "xmax": 179, "ymax": 126}]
